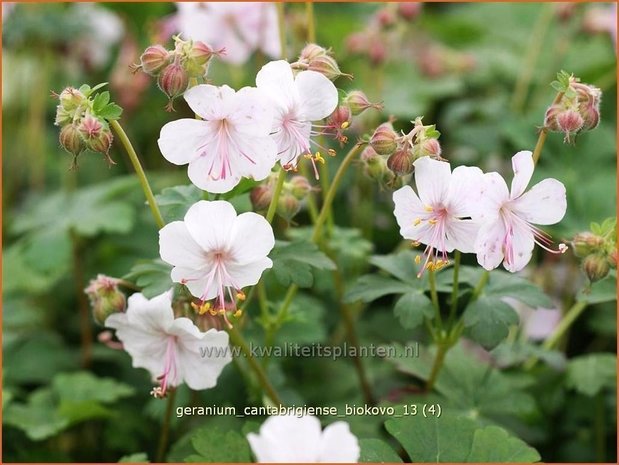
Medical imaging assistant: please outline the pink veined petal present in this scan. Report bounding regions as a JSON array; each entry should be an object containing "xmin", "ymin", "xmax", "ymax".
[
  {"xmin": 503, "ymin": 218, "xmax": 535, "ymax": 272},
  {"xmin": 183, "ymin": 200, "xmax": 237, "ymax": 252},
  {"xmin": 444, "ymin": 219, "xmax": 479, "ymax": 254},
  {"xmin": 510, "ymin": 178, "xmax": 567, "ymax": 225},
  {"xmin": 232, "ymin": 133, "xmax": 279, "ymax": 181},
  {"xmin": 159, "ymin": 221, "xmax": 206, "ymax": 269},
  {"xmin": 170, "ymin": 266, "xmax": 218, "ymax": 300},
  {"xmin": 256, "ymin": 60, "xmax": 296, "ymax": 110},
  {"xmin": 295, "ymin": 70, "xmax": 339, "ymax": 121},
  {"xmin": 226, "ymin": 257, "xmax": 273, "ymax": 289},
  {"xmin": 188, "ymin": 154, "xmax": 242, "ymax": 194},
  {"xmin": 228, "ymin": 87, "xmax": 274, "ymax": 137},
  {"xmin": 509, "ymin": 150, "xmax": 534, "ymax": 199},
  {"xmin": 248, "ymin": 415, "xmax": 323, "ymax": 462},
  {"xmin": 475, "ymin": 219, "xmax": 507, "ymax": 271},
  {"xmin": 229, "ymin": 212, "xmax": 275, "ymax": 264},
  {"xmin": 393, "ymin": 185, "xmax": 427, "ymax": 240},
  {"xmin": 274, "ymin": 119, "xmax": 312, "ymax": 166},
  {"xmin": 124, "ymin": 291, "xmax": 176, "ymax": 333},
  {"xmin": 184, "ymin": 84, "xmax": 236, "ymax": 120},
  {"xmin": 446, "ymin": 165, "xmax": 485, "ymax": 218},
  {"xmin": 413, "ymin": 157, "xmax": 451, "ymax": 207},
  {"xmin": 158, "ymin": 119, "xmax": 210, "ymax": 166},
  {"xmin": 471, "ymin": 172, "xmax": 510, "ymax": 223},
  {"xmin": 318, "ymin": 422, "xmax": 360, "ymax": 463}
]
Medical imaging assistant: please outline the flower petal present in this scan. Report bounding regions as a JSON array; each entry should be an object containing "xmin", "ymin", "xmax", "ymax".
[
  {"xmin": 158, "ymin": 119, "xmax": 209, "ymax": 166},
  {"xmin": 295, "ymin": 70, "xmax": 339, "ymax": 121},
  {"xmin": 318, "ymin": 422, "xmax": 360, "ymax": 463},
  {"xmin": 183, "ymin": 200, "xmax": 237, "ymax": 252},
  {"xmin": 510, "ymin": 150, "xmax": 534, "ymax": 199},
  {"xmin": 446, "ymin": 165, "xmax": 485, "ymax": 218},
  {"xmin": 413, "ymin": 157, "xmax": 451, "ymax": 207},
  {"xmin": 232, "ymin": 134, "xmax": 279, "ymax": 181},
  {"xmin": 503, "ymin": 220, "xmax": 535, "ymax": 272},
  {"xmin": 475, "ymin": 219, "xmax": 507, "ymax": 271},
  {"xmin": 187, "ymin": 154, "xmax": 242, "ymax": 194},
  {"xmin": 445, "ymin": 219, "xmax": 479, "ymax": 254},
  {"xmin": 256, "ymin": 60, "xmax": 296, "ymax": 110},
  {"xmin": 159, "ymin": 221, "xmax": 206, "ymax": 269},
  {"xmin": 511, "ymin": 178, "xmax": 567, "ymax": 225},
  {"xmin": 229, "ymin": 87, "xmax": 275, "ymax": 137},
  {"xmin": 226, "ymin": 257, "xmax": 273, "ymax": 289},
  {"xmin": 230, "ymin": 212, "xmax": 275, "ymax": 264},
  {"xmin": 393, "ymin": 185, "xmax": 426, "ymax": 240},
  {"xmin": 470, "ymin": 172, "xmax": 509, "ymax": 223},
  {"xmin": 184, "ymin": 84, "xmax": 236, "ymax": 120}
]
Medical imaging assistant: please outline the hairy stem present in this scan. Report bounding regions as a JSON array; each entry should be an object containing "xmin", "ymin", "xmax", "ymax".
[
  {"xmin": 532, "ymin": 90, "xmax": 565, "ymax": 165},
  {"xmin": 448, "ymin": 250, "xmax": 461, "ymax": 326},
  {"xmin": 425, "ymin": 343, "xmax": 448, "ymax": 392},
  {"xmin": 266, "ymin": 168, "xmax": 286, "ymax": 223},
  {"xmin": 110, "ymin": 120, "xmax": 165, "ymax": 229}
]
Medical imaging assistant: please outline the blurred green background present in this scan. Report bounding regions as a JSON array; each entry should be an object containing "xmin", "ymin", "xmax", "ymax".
[{"xmin": 2, "ymin": 2, "xmax": 616, "ymax": 462}]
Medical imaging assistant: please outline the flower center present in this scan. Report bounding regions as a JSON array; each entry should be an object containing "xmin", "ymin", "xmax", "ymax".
[
  {"xmin": 412, "ymin": 204, "xmax": 451, "ymax": 276},
  {"xmin": 151, "ymin": 336, "xmax": 177, "ymax": 399}
]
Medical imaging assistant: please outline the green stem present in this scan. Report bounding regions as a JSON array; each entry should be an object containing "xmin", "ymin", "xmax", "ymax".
[
  {"xmin": 110, "ymin": 120, "xmax": 165, "ymax": 229},
  {"xmin": 276, "ymin": 2, "xmax": 286, "ymax": 60},
  {"xmin": 428, "ymin": 269, "xmax": 442, "ymax": 329},
  {"xmin": 227, "ymin": 325, "xmax": 283, "ymax": 406},
  {"xmin": 532, "ymin": 90, "xmax": 564, "ymax": 165},
  {"xmin": 266, "ymin": 168, "xmax": 286, "ymax": 223},
  {"xmin": 448, "ymin": 250, "xmax": 461, "ymax": 326},
  {"xmin": 471, "ymin": 270, "xmax": 490, "ymax": 301},
  {"xmin": 425, "ymin": 343, "xmax": 448, "ymax": 391},
  {"xmin": 306, "ymin": 2, "xmax": 316, "ymax": 43},
  {"xmin": 156, "ymin": 389, "xmax": 176, "ymax": 463}
]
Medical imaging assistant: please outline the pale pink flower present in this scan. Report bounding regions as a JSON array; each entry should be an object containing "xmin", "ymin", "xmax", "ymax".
[
  {"xmin": 105, "ymin": 290, "xmax": 231, "ymax": 397},
  {"xmin": 502, "ymin": 297, "xmax": 561, "ymax": 341},
  {"xmin": 247, "ymin": 415, "xmax": 360, "ymax": 463},
  {"xmin": 175, "ymin": 2, "xmax": 280, "ymax": 65},
  {"xmin": 159, "ymin": 200, "xmax": 274, "ymax": 325},
  {"xmin": 393, "ymin": 156, "xmax": 484, "ymax": 275},
  {"xmin": 474, "ymin": 150, "xmax": 567, "ymax": 272},
  {"xmin": 158, "ymin": 84, "xmax": 278, "ymax": 194},
  {"xmin": 256, "ymin": 60, "xmax": 339, "ymax": 170}
]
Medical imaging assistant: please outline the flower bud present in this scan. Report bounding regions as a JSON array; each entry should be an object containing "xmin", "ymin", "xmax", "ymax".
[
  {"xmin": 583, "ymin": 253, "xmax": 611, "ymax": 282},
  {"xmin": 361, "ymin": 146, "xmax": 391, "ymax": 184},
  {"xmin": 85, "ymin": 275, "xmax": 126, "ymax": 326},
  {"xmin": 188, "ymin": 41, "xmax": 217, "ymax": 66},
  {"xmin": 580, "ymin": 103, "xmax": 600, "ymax": 131},
  {"xmin": 307, "ymin": 55, "xmax": 350, "ymax": 81},
  {"xmin": 556, "ymin": 109, "xmax": 584, "ymax": 142},
  {"xmin": 55, "ymin": 106, "xmax": 73, "ymax": 127},
  {"xmin": 329, "ymin": 105, "xmax": 352, "ymax": 129},
  {"xmin": 299, "ymin": 43, "xmax": 329, "ymax": 62},
  {"xmin": 571, "ymin": 232, "xmax": 605, "ymax": 258},
  {"xmin": 418, "ymin": 138, "xmax": 442, "ymax": 159},
  {"xmin": 345, "ymin": 90, "xmax": 382, "ymax": 116},
  {"xmin": 370, "ymin": 122, "xmax": 398, "ymax": 155},
  {"xmin": 78, "ymin": 114, "xmax": 103, "ymax": 140},
  {"xmin": 250, "ymin": 183, "xmax": 274, "ymax": 211},
  {"xmin": 139, "ymin": 45, "xmax": 170, "ymax": 75},
  {"xmin": 277, "ymin": 192, "xmax": 301, "ymax": 221},
  {"xmin": 290, "ymin": 175, "xmax": 312, "ymax": 200},
  {"xmin": 86, "ymin": 127, "xmax": 114, "ymax": 155},
  {"xmin": 609, "ymin": 250, "xmax": 617, "ymax": 269},
  {"xmin": 58, "ymin": 87, "xmax": 85, "ymax": 111},
  {"xmin": 368, "ymin": 40, "xmax": 388, "ymax": 66},
  {"xmin": 59, "ymin": 124, "xmax": 85, "ymax": 156},
  {"xmin": 544, "ymin": 104, "xmax": 562, "ymax": 132},
  {"xmin": 158, "ymin": 62, "xmax": 189, "ymax": 111},
  {"xmin": 398, "ymin": 2, "xmax": 422, "ymax": 21},
  {"xmin": 375, "ymin": 8, "xmax": 396, "ymax": 28},
  {"xmin": 387, "ymin": 148, "xmax": 414, "ymax": 175}
]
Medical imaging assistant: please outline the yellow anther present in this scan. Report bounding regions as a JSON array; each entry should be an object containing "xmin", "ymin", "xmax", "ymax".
[
  {"xmin": 199, "ymin": 302, "xmax": 212, "ymax": 315},
  {"xmin": 340, "ymin": 121, "xmax": 350, "ymax": 129},
  {"xmin": 304, "ymin": 153, "xmax": 313, "ymax": 159},
  {"xmin": 424, "ymin": 205, "xmax": 434, "ymax": 212},
  {"xmin": 413, "ymin": 218, "xmax": 422, "ymax": 226},
  {"xmin": 190, "ymin": 302, "xmax": 199, "ymax": 312},
  {"xmin": 233, "ymin": 309, "xmax": 243, "ymax": 318},
  {"xmin": 314, "ymin": 152, "xmax": 325, "ymax": 164},
  {"xmin": 236, "ymin": 291, "xmax": 246, "ymax": 301},
  {"xmin": 328, "ymin": 149, "xmax": 337, "ymax": 157},
  {"xmin": 414, "ymin": 255, "xmax": 421, "ymax": 265},
  {"xmin": 218, "ymin": 308, "xmax": 226, "ymax": 315},
  {"xmin": 209, "ymin": 308, "xmax": 218, "ymax": 316},
  {"xmin": 427, "ymin": 262, "xmax": 435, "ymax": 272},
  {"xmin": 428, "ymin": 219, "xmax": 438, "ymax": 225}
]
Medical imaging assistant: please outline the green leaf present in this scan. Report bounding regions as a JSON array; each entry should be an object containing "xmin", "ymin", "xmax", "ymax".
[
  {"xmin": 344, "ymin": 275, "xmax": 411, "ymax": 303},
  {"xmin": 274, "ymin": 294, "xmax": 327, "ymax": 345},
  {"xmin": 483, "ymin": 271, "xmax": 553, "ymax": 308},
  {"xmin": 119, "ymin": 453, "xmax": 149, "ymax": 463},
  {"xmin": 98, "ymin": 103, "xmax": 123, "ymax": 120},
  {"xmin": 270, "ymin": 240, "xmax": 335, "ymax": 288},
  {"xmin": 369, "ymin": 250, "xmax": 421, "ymax": 283},
  {"xmin": 155, "ymin": 185, "xmax": 203, "ymax": 222},
  {"xmin": 185, "ymin": 427, "xmax": 251, "ymax": 462},
  {"xmin": 92, "ymin": 90, "xmax": 110, "ymax": 113},
  {"xmin": 359, "ymin": 438, "xmax": 403, "ymax": 463},
  {"xmin": 3, "ymin": 389, "xmax": 69, "ymax": 441},
  {"xmin": 566, "ymin": 353, "xmax": 617, "ymax": 396},
  {"xmin": 124, "ymin": 259, "xmax": 173, "ymax": 298},
  {"xmin": 463, "ymin": 296, "xmax": 519, "ymax": 349},
  {"xmin": 52, "ymin": 371, "xmax": 135, "ymax": 404},
  {"xmin": 578, "ymin": 272, "xmax": 616, "ymax": 304},
  {"xmin": 385, "ymin": 411, "xmax": 540, "ymax": 463},
  {"xmin": 394, "ymin": 291, "xmax": 434, "ymax": 329},
  {"xmin": 86, "ymin": 81, "xmax": 109, "ymax": 96}
]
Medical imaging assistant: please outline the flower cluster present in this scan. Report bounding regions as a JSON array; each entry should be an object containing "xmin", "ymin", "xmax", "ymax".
[
  {"xmin": 84, "ymin": 274, "xmax": 126, "ymax": 325},
  {"xmin": 250, "ymin": 172, "xmax": 314, "ymax": 221},
  {"xmin": 132, "ymin": 35, "xmax": 225, "ymax": 111},
  {"xmin": 54, "ymin": 84, "xmax": 122, "ymax": 168},
  {"xmin": 544, "ymin": 71, "xmax": 601, "ymax": 143},
  {"xmin": 393, "ymin": 150, "xmax": 568, "ymax": 274},
  {"xmin": 572, "ymin": 218, "xmax": 617, "ymax": 283}
]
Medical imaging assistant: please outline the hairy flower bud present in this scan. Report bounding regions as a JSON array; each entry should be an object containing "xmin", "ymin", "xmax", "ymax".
[
  {"xmin": 307, "ymin": 55, "xmax": 349, "ymax": 81},
  {"xmin": 300, "ymin": 43, "xmax": 329, "ymax": 62},
  {"xmin": 189, "ymin": 41, "xmax": 217, "ymax": 66},
  {"xmin": 55, "ymin": 106, "xmax": 73, "ymax": 127},
  {"xmin": 78, "ymin": 114, "xmax": 103, "ymax": 140},
  {"xmin": 250, "ymin": 183, "xmax": 274, "ymax": 211},
  {"xmin": 86, "ymin": 127, "xmax": 114, "ymax": 155},
  {"xmin": 370, "ymin": 122, "xmax": 398, "ymax": 156},
  {"xmin": 418, "ymin": 138, "xmax": 442, "ymax": 159},
  {"xmin": 375, "ymin": 7, "xmax": 396, "ymax": 28},
  {"xmin": 329, "ymin": 105, "xmax": 352, "ymax": 129},
  {"xmin": 398, "ymin": 2, "xmax": 422, "ymax": 21},
  {"xmin": 556, "ymin": 109, "xmax": 584, "ymax": 142},
  {"xmin": 345, "ymin": 90, "xmax": 382, "ymax": 116},
  {"xmin": 139, "ymin": 45, "xmax": 170, "ymax": 75},
  {"xmin": 361, "ymin": 145, "xmax": 394, "ymax": 185},
  {"xmin": 85, "ymin": 275, "xmax": 126, "ymax": 326},
  {"xmin": 59, "ymin": 124, "xmax": 85, "ymax": 156},
  {"xmin": 571, "ymin": 232, "xmax": 606, "ymax": 258},
  {"xmin": 290, "ymin": 175, "xmax": 312, "ymax": 200},
  {"xmin": 583, "ymin": 253, "xmax": 611, "ymax": 282},
  {"xmin": 158, "ymin": 62, "xmax": 189, "ymax": 111},
  {"xmin": 580, "ymin": 103, "xmax": 600, "ymax": 131},
  {"xmin": 58, "ymin": 86, "xmax": 86, "ymax": 111},
  {"xmin": 277, "ymin": 192, "xmax": 301, "ymax": 221},
  {"xmin": 387, "ymin": 148, "xmax": 414, "ymax": 175}
]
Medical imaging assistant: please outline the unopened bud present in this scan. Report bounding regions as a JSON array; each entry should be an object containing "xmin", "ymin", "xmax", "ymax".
[
  {"xmin": 307, "ymin": 55, "xmax": 350, "ymax": 81},
  {"xmin": 86, "ymin": 127, "xmax": 114, "ymax": 155},
  {"xmin": 158, "ymin": 62, "xmax": 189, "ymax": 111},
  {"xmin": 345, "ymin": 90, "xmax": 382, "ymax": 116},
  {"xmin": 609, "ymin": 250, "xmax": 617, "ymax": 269},
  {"xmin": 250, "ymin": 183, "xmax": 274, "ymax": 211},
  {"xmin": 557, "ymin": 109, "xmax": 584, "ymax": 142},
  {"xmin": 387, "ymin": 148, "xmax": 414, "ymax": 176},
  {"xmin": 544, "ymin": 104, "xmax": 562, "ymax": 131},
  {"xmin": 580, "ymin": 103, "xmax": 600, "ymax": 131},
  {"xmin": 78, "ymin": 115, "xmax": 103, "ymax": 140},
  {"xmin": 418, "ymin": 138, "xmax": 442, "ymax": 159},
  {"xmin": 583, "ymin": 253, "xmax": 611, "ymax": 282},
  {"xmin": 571, "ymin": 232, "xmax": 606, "ymax": 258},
  {"xmin": 58, "ymin": 87, "xmax": 86, "ymax": 111},
  {"xmin": 361, "ymin": 146, "xmax": 391, "ymax": 184},
  {"xmin": 290, "ymin": 175, "xmax": 312, "ymax": 200},
  {"xmin": 370, "ymin": 122, "xmax": 398, "ymax": 155},
  {"xmin": 139, "ymin": 45, "xmax": 170, "ymax": 75},
  {"xmin": 59, "ymin": 124, "xmax": 85, "ymax": 156},
  {"xmin": 398, "ymin": 2, "xmax": 422, "ymax": 21},
  {"xmin": 277, "ymin": 192, "xmax": 301, "ymax": 221},
  {"xmin": 329, "ymin": 105, "xmax": 352, "ymax": 128},
  {"xmin": 55, "ymin": 106, "xmax": 73, "ymax": 127},
  {"xmin": 375, "ymin": 8, "xmax": 396, "ymax": 28},
  {"xmin": 85, "ymin": 275, "xmax": 126, "ymax": 326},
  {"xmin": 300, "ymin": 43, "xmax": 329, "ymax": 62},
  {"xmin": 189, "ymin": 41, "xmax": 217, "ymax": 66},
  {"xmin": 368, "ymin": 40, "xmax": 388, "ymax": 65}
]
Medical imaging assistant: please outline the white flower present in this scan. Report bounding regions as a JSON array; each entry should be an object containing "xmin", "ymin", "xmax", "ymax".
[
  {"xmin": 105, "ymin": 290, "xmax": 231, "ymax": 397},
  {"xmin": 474, "ymin": 150, "xmax": 567, "ymax": 272},
  {"xmin": 393, "ymin": 156, "xmax": 484, "ymax": 275},
  {"xmin": 247, "ymin": 415, "xmax": 360, "ymax": 463},
  {"xmin": 158, "ymin": 84, "xmax": 278, "ymax": 194},
  {"xmin": 175, "ymin": 2, "xmax": 280, "ymax": 65},
  {"xmin": 159, "ymin": 200, "xmax": 274, "ymax": 324},
  {"xmin": 256, "ymin": 60, "xmax": 339, "ymax": 168}
]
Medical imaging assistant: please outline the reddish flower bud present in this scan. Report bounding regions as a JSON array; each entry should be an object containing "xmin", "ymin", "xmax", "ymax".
[
  {"xmin": 78, "ymin": 115, "xmax": 103, "ymax": 140},
  {"xmin": 387, "ymin": 148, "xmax": 414, "ymax": 175},
  {"xmin": 571, "ymin": 232, "xmax": 606, "ymax": 258},
  {"xmin": 307, "ymin": 55, "xmax": 350, "ymax": 81},
  {"xmin": 329, "ymin": 105, "xmax": 352, "ymax": 129},
  {"xmin": 139, "ymin": 45, "xmax": 170, "ymax": 75},
  {"xmin": 277, "ymin": 192, "xmax": 301, "ymax": 221},
  {"xmin": 398, "ymin": 2, "xmax": 422, "ymax": 21},
  {"xmin": 361, "ymin": 146, "xmax": 393, "ymax": 185},
  {"xmin": 580, "ymin": 103, "xmax": 600, "ymax": 131},
  {"xmin": 250, "ymin": 183, "xmax": 274, "ymax": 211},
  {"xmin": 158, "ymin": 62, "xmax": 189, "ymax": 111},
  {"xmin": 419, "ymin": 138, "xmax": 442, "ymax": 159},
  {"xmin": 375, "ymin": 8, "xmax": 396, "ymax": 28},
  {"xmin": 86, "ymin": 127, "xmax": 114, "ymax": 156},
  {"xmin": 557, "ymin": 109, "xmax": 584, "ymax": 142},
  {"xmin": 300, "ymin": 43, "xmax": 329, "ymax": 62},
  {"xmin": 85, "ymin": 275, "xmax": 126, "ymax": 326},
  {"xmin": 345, "ymin": 90, "xmax": 382, "ymax": 116},
  {"xmin": 290, "ymin": 175, "xmax": 313, "ymax": 200},
  {"xmin": 59, "ymin": 124, "xmax": 85, "ymax": 157},
  {"xmin": 345, "ymin": 32, "xmax": 368, "ymax": 55},
  {"xmin": 189, "ymin": 41, "xmax": 217, "ymax": 65},
  {"xmin": 583, "ymin": 253, "xmax": 611, "ymax": 282},
  {"xmin": 370, "ymin": 122, "xmax": 398, "ymax": 156},
  {"xmin": 368, "ymin": 40, "xmax": 388, "ymax": 66},
  {"xmin": 544, "ymin": 104, "xmax": 562, "ymax": 131}
]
